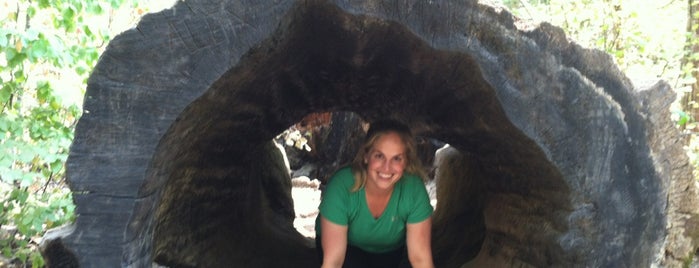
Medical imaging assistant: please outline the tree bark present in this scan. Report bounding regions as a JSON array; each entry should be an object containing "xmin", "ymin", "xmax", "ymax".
[{"xmin": 41, "ymin": 0, "xmax": 699, "ymax": 267}]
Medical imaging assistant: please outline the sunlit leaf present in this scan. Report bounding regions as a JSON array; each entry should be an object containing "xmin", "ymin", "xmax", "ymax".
[
  {"xmin": 61, "ymin": 7, "xmax": 77, "ymax": 32},
  {"xmin": 0, "ymin": 118, "xmax": 9, "ymax": 132},
  {"xmin": 37, "ymin": 0, "xmax": 50, "ymax": 8},
  {"xmin": 7, "ymin": 50, "xmax": 27, "ymax": 67},
  {"xmin": 82, "ymin": 25, "xmax": 93, "ymax": 37},
  {"xmin": 0, "ymin": 33, "xmax": 8, "ymax": 48},
  {"xmin": 21, "ymin": 211, "xmax": 33, "ymax": 225},
  {"xmin": 0, "ymin": 84, "xmax": 12, "ymax": 104},
  {"xmin": 23, "ymin": 28, "xmax": 40, "ymax": 41},
  {"xmin": 36, "ymin": 81, "xmax": 52, "ymax": 104},
  {"xmin": 1, "ymin": 169, "xmax": 19, "ymax": 184},
  {"xmin": 13, "ymin": 69, "xmax": 25, "ymax": 83},
  {"xmin": 4, "ymin": 47, "xmax": 17, "ymax": 62},
  {"xmin": 27, "ymin": 39, "xmax": 50, "ymax": 62},
  {"xmin": 75, "ymin": 65, "xmax": 87, "ymax": 75},
  {"xmin": 26, "ymin": 6, "xmax": 35, "ymax": 17},
  {"xmin": 87, "ymin": 3, "xmax": 104, "ymax": 14},
  {"xmin": 19, "ymin": 173, "xmax": 37, "ymax": 188},
  {"xmin": 31, "ymin": 217, "xmax": 43, "ymax": 232},
  {"xmin": 49, "ymin": 160, "xmax": 63, "ymax": 174},
  {"xmin": 17, "ymin": 147, "xmax": 37, "ymax": 163}
]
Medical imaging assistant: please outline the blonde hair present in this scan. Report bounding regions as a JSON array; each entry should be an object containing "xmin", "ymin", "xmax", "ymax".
[{"xmin": 349, "ymin": 119, "xmax": 426, "ymax": 192}]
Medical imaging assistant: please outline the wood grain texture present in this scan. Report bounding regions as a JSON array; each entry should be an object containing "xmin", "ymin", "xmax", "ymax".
[{"xmin": 46, "ymin": 0, "xmax": 698, "ymax": 267}]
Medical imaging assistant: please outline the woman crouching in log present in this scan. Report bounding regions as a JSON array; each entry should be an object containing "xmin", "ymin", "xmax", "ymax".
[{"xmin": 315, "ymin": 119, "xmax": 434, "ymax": 268}]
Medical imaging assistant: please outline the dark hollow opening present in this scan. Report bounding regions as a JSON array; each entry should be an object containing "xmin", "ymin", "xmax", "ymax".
[
  {"xmin": 277, "ymin": 111, "xmax": 446, "ymax": 239},
  {"xmin": 127, "ymin": 1, "xmax": 572, "ymax": 267}
]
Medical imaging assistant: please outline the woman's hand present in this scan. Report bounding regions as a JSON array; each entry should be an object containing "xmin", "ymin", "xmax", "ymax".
[
  {"xmin": 406, "ymin": 217, "xmax": 435, "ymax": 268},
  {"xmin": 320, "ymin": 216, "xmax": 348, "ymax": 268}
]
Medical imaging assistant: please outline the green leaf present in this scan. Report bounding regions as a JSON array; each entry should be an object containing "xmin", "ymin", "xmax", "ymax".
[
  {"xmin": 0, "ymin": 118, "xmax": 8, "ymax": 132},
  {"xmin": 61, "ymin": 7, "xmax": 77, "ymax": 32},
  {"xmin": 1, "ymin": 247, "xmax": 10, "ymax": 258},
  {"xmin": 27, "ymin": 39, "xmax": 50, "ymax": 62},
  {"xmin": 4, "ymin": 47, "xmax": 17, "ymax": 63},
  {"xmin": 31, "ymin": 252, "xmax": 45, "ymax": 268},
  {"xmin": 21, "ymin": 211, "xmax": 33, "ymax": 226},
  {"xmin": 19, "ymin": 173, "xmax": 36, "ymax": 188},
  {"xmin": 6, "ymin": 50, "xmax": 27, "ymax": 68},
  {"xmin": 82, "ymin": 25, "xmax": 93, "ymax": 37},
  {"xmin": 36, "ymin": 81, "xmax": 52, "ymax": 104},
  {"xmin": 15, "ymin": 239, "xmax": 27, "ymax": 248},
  {"xmin": 109, "ymin": 0, "xmax": 125, "ymax": 8},
  {"xmin": 23, "ymin": 28, "xmax": 40, "ymax": 41},
  {"xmin": 26, "ymin": 6, "xmax": 36, "ymax": 17},
  {"xmin": 13, "ymin": 69, "xmax": 26, "ymax": 83},
  {"xmin": 49, "ymin": 160, "xmax": 63, "ymax": 174},
  {"xmin": 17, "ymin": 146, "xmax": 37, "ymax": 163},
  {"xmin": 1, "ymin": 169, "xmax": 20, "ymax": 184},
  {"xmin": 31, "ymin": 217, "xmax": 43, "ymax": 233},
  {"xmin": 0, "ymin": 31, "xmax": 9, "ymax": 47},
  {"xmin": 15, "ymin": 250, "xmax": 27, "ymax": 263},
  {"xmin": 37, "ymin": 0, "xmax": 50, "ymax": 8},
  {"xmin": 86, "ymin": 3, "xmax": 104, "ymax": 14},
  {"xmin": 0, "ymin": 84, "xmax": 12, "ymax": 104}
]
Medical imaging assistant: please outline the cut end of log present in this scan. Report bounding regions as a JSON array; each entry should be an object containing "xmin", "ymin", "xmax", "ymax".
[{"xmin": 50, "ymin": 0, "xmax": 698, "ymax": 267}]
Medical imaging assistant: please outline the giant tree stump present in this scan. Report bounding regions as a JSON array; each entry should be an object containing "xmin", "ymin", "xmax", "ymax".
[{"xmin": 45, "ymin": 0, "xmax": 699, "ymax": 267}]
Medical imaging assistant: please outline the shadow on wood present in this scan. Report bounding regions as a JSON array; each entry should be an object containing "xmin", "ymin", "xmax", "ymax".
[{"xmin": 48, "ymin": 0, "xmax": 699, "ymax": 267}]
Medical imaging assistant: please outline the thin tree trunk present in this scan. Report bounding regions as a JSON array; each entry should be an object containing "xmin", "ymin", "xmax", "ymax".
[{"xmin": 681, "ymin": 0, "xmax": 699, "ymax": 135}]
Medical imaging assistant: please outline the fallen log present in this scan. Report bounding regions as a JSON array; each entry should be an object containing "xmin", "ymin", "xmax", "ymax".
[{"xmin": 43, "ymin": 0, "xmax": 699, "ymax": 267}]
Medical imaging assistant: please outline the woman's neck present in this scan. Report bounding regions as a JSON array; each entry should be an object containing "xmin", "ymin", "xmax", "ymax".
[
  {"xmin": 364, "ymin": 182, "xmax": 394, "ymax": 198},
  {"xmin": 364, "ymin": 183, "xmax": 394, "ymax": 219}
]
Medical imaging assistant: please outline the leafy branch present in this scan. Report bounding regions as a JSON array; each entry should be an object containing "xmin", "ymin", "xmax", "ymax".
[{"xmin": 0, "ymin": 0, "xmax": 137, "ymax": 266}]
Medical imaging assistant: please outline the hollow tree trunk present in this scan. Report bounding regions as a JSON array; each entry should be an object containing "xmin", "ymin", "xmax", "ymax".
[{"xmin": 42, "ymin": 0, "xmax": 699, "ymax": 267}]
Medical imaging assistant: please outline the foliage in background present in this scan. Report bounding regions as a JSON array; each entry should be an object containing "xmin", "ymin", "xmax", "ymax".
[
  {"xmin": 0, "ymin": 0, "xmax": 152, "ymax": 266},
  {"xmin": 0, "ymin": 0, "xmax": 693, "ymax": 266},
  {"xmin": 679, "ymin": 0, "xmax": 699, "ymax": 173},
  {"xmin": 500, "ymin": 0, "xmax": 687, "ymax": 83}
]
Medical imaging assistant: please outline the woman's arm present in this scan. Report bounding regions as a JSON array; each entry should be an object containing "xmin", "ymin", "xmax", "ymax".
[
  {"xmin": 406, "ymin": 217, "xmax": 435, "ymax": 268},
  {"xmin": 320, "ymin": 216, "xmax": 348, "ymax": 268}
]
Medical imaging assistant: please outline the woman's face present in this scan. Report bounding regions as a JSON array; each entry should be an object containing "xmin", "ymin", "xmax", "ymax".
[{"xmin": 364, "ymin": 131, "xmax": 407, "ymax": 192}]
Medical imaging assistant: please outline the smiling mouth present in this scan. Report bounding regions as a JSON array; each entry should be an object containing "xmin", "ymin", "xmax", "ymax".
[{"xmin": 378, "ymin": 172, "xmax": 393, "ymax": 179}]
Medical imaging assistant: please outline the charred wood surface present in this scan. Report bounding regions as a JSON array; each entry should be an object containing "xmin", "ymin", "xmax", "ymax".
[{"xmin": 47, "ymin": 0, "xmax": 698, "ymax": 267}]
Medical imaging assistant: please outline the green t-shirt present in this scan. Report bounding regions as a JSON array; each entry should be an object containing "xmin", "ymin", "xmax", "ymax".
[{"xmin": 316, "ymin": 167, "xmax": 433, "ymax": 253}]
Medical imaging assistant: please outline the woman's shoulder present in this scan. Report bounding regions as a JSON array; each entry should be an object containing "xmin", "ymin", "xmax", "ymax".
[
  {"xmin": 327, "ymin": 166, "xmax": 355, "ymax": 185},
  {"xmin": 332, "ymin": 166, "xmax": 354, "ymax": 178},
  {"xmin": 399, "ymin": 173, "xmax": 429, "ymax": 194},
  {"xmin": 401, "ymin": 173, "xmax": 424, "ymax": 185},
  {"xmin": 334, "ymin": 166, "xmax": 353, "ymax": 176}
]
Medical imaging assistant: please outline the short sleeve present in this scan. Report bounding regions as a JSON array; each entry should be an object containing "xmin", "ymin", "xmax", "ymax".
[
  {"xmin": 318, "ymin": 168, "xmax": 353, "ymax": 226},
  {"xmin": 405, "ymin": 175, "xmax": 433, "ymax": 224}
]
